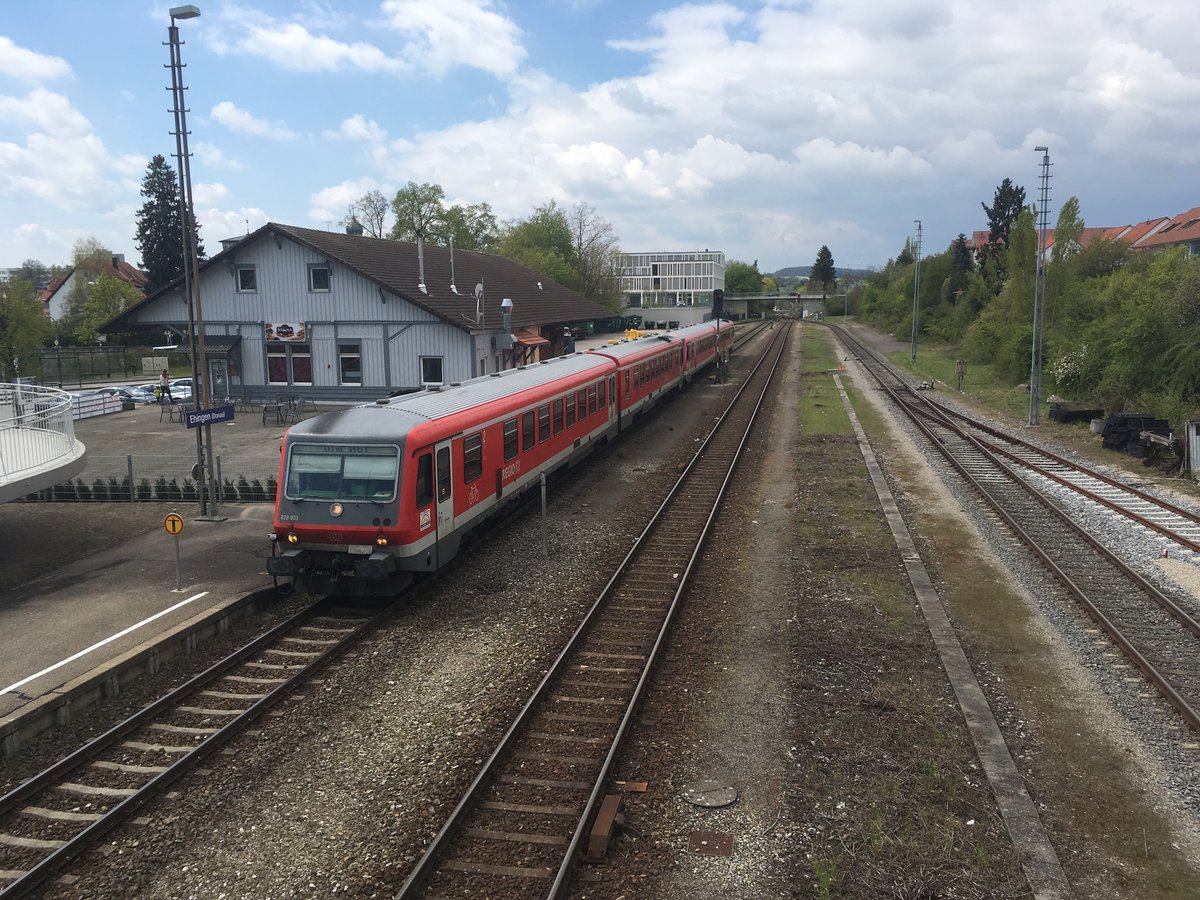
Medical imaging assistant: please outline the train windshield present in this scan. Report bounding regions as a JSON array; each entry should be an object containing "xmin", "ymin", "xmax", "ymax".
[{"xmin": 285, "ymin": 443, "xmax": 399, "ymax": 502}]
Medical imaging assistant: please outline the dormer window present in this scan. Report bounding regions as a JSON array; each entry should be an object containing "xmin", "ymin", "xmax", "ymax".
[
  {"xmin": 236, "ymin": 265, "xmax": 257, "ymax": 292},
  {"xmin": 308, "ymin": 264, "xmax": 331, "ymax": 292}
]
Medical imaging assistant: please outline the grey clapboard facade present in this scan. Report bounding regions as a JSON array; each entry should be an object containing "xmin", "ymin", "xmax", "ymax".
[{"xmin": 104, "ymin": 223, "xmax": 615, "ymax": 403}]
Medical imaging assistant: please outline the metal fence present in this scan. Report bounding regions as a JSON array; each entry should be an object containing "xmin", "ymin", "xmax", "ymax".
[{"xmin": 21, "ymin": 452, "xmax": 281, "ymax": 503}]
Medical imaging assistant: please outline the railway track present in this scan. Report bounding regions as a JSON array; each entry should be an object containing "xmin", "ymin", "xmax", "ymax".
[
  {"xmin": 395, "ymin": 323, "xmax": 789, "ymax": 899},
  {"xmin": 831, "ymin": 324, "xmax": 1200, "ymax": 735},
  {"xmin": 0, "ymin": 601, "xmax": 383, "ymax": 898}
]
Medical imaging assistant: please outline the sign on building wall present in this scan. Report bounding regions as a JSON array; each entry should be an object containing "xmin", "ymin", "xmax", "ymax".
[{"xmin": 265, "ymin": 322, "xmax": 306, "ymax": 342}]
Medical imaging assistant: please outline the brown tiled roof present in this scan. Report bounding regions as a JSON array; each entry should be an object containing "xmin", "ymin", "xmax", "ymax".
[
  {"xmin": 274, "ymin": 224, "xmax": 612, "ymax": 331},
  {"xmin": 1134, "ymin": 207, "xmax": 1200, "ymax": 250},
  {"xmin": 105, "ymin": 223, "xmax": 614, "ymax": 334}
]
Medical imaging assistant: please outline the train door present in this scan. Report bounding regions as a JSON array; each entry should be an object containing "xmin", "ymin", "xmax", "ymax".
[{"xmin": 434, "ymin": 440, "xmax": 454, "ymax": 564}]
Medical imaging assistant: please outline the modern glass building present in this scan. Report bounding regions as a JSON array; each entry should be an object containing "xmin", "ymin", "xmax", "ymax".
[{"xmin": 618, "ymin": 251, "xmax": 725, "ymax": 308}]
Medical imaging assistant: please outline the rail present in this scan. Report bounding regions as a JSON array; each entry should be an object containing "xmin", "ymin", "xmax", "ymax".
[{"xmin": 0, "ymin": 384, "xmax": 77, "ymax": 479}]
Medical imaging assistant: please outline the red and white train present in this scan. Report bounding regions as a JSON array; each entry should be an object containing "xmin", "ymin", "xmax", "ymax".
[{"xmin": 267, "ymin": 319, "xmax": 734, "ymax": 596}]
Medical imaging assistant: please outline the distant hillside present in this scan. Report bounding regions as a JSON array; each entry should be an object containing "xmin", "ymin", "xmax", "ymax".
[{"xmin": 774, "ymin": 265, "xmax": 872, "ymax": 279}]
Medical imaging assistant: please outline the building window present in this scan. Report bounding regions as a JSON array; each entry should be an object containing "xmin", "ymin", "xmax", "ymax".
[
  {"xmin": 338, "ymin": 342, "xmax": 362, "ymax": 385},
  {"xmin": 420, "ymin": 356, "xmax": 443, "ymax": 385},
  {"xmin": 266, "ymin": 342, "xmax": 311, "ymax": 385},
  {"xmin": 308, "ymin": 264, "xmax": 331, "ymax": 292},
  {"xmin": 236, "ymin": 265, "xmax": 257, "ymax": 292}
]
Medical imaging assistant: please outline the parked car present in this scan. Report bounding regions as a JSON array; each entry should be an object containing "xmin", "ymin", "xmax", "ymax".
[
  {"xmin": 170, "ymin": 378, "xmax": 193, "ymax": 391},
  {"xmin": 128, "ymin": 384, "xmax": 160, "ymax": 404},
  {"xmin": 94, "ymin": 385, "xmax": 137, "ymax": 401}
]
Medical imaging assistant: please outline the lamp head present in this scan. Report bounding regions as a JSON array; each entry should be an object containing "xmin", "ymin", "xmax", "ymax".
[
  {"xmin": 170, "ymin": 5, "xmax": 201, "ymax": 18},
  {"xmin": 1035, "ymin": 145, "xmax": 1048, "ymax": 153}
]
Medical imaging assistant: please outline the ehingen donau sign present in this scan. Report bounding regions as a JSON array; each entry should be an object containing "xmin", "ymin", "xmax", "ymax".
[{"xmin": 186, "ymin": 404, "xmax": 235, "ymax": 428}]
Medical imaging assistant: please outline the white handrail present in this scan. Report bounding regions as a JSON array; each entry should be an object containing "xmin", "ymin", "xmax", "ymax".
[{"xmin": 0, "ymin": 383, "xmax": 77, "ymax": 478}]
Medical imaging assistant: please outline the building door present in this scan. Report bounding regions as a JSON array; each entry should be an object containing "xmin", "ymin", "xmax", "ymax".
[{"xmin": 208, "ymin": 359, "xmax": 230, "ymax": 403}]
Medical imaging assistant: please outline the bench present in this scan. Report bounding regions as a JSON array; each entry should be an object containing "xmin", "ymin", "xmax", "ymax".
[{"xmin": 262, "ymin": 403, "xmax": 285, "ymax": 426}]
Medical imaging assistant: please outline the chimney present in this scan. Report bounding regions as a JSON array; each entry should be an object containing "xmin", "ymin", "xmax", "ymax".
[
  {"xmin": 416, "ymin": 235, "xmax": 427, "ymax": 293},
  {"xmin": 496, "ymin": 298, "xmax": 514, "ymax": 350},
  {"xmin": 112, "ymin": 253, "xmax": 124, "ymax": 268}
]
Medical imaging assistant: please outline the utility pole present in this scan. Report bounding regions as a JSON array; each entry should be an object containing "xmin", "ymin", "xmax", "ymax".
[
  {"xmin": 910, "ymin": 220, "xmax": 922, "ymax": 363},
  {"xmin": 1029, "ymin": 147, "xmax": 1052, "ymax": 426}
]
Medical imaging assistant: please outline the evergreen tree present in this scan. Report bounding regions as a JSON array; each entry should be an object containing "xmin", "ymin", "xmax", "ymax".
[
  {"xmin": 952, "ymin": 234, "xmax": 973, "ymax": 271},
  {"xmin": 811, "ymin": 245, "xmax": 837, "ymax": 295},
  {"xmin": 981, "ymin": 178, "xmax": 1027, "ymax": 249},
  {"xmin": 134, "ymin": 155, "xmax": 182, "ymax": 293},
  {"xmin": 134, "ymin": 155, "xmax": 204, "ymax": 294}
]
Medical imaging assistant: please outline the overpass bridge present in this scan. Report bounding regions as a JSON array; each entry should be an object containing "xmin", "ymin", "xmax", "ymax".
[{"xmin": 0, "ymin": 384, "xmax": 87, "ymax": 503}]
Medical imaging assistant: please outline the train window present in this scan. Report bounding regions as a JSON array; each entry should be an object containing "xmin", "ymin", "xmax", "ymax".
[
  {"xmin": 463, "ymin": 433, "xmax": 483, "ymax": 483},
  {"xmin": 577, "ymin": 389, "xmax": 587, "ymax": 419},
  {"xmin": 538, "ymin": 405, "xmax": 551, "ymax": 443},
  {"xmin": 553, "ymin": 398, "xmax": 564, "ymax": 434},
  {"xmin": 598, "ymin": 379, "xmax": 606, "ymax": 408},
  {"xmin": 436, "ymin": 447, "xmax": 451, "ymax": 502},
  {"xmin": 588, "ymin": 384, "xmax": 597, "ymax": 416},
  {"xmin": 286, "ymin": 443, "xmax": 398, "ymax": 503},
  {"xmin": 522, "ymin": 411, "xmax": 535, "ymax": 452},
  {"xmin": 624, "ymin": 372, "xmax": 631, "ymax": 401},
  {"xmin": 415, "ymin": 453, "xmax": 433, "ymax": 507},
  {"xmin": 566, "ymin": 393, "xmax": 576, "ymax": 427},
  {"xmin": 503, "ymin": 418, "xmax": 518, "ymax": 461}
]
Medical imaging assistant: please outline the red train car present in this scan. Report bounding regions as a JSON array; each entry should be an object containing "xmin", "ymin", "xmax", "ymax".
[{"xmin": 268, "ymin": 320, "xmax": 733, "ymax": 596}]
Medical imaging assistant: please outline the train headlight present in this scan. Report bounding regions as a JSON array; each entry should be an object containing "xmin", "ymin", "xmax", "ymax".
[
  {"xmin": 375, "ymin": 535, "xmax": 389, "ymax": 546},
  {"xmin": 286, "ymin": 532, "xmax": 299, "ymax": 544},
  {"xmin": 330, "ymin": 502, "xmax": 344, "ymax": 517}
]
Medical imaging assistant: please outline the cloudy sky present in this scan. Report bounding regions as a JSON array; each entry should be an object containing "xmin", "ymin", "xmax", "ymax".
[{"xmin": 2, "ymin": 1, "xmax": 1199, "ymax": 276}]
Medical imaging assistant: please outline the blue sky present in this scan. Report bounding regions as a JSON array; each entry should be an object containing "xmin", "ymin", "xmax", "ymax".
[{"xmin": 2, "ymin": 0, "xmax": 1200, "ymax": 275}]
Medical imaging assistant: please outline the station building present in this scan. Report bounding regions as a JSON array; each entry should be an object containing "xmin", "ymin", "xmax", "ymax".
[
  {"xmin": 618, "ymin": 250, "xmax": 725, "ymax": 310},
  {"xmin": 102, "ymin": 223, "xmax": 615, "ymax": 404}
]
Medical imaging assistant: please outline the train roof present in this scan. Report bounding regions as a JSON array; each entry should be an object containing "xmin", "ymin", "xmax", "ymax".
[
  {"xmin": 285, "ymin": 352, "xmax": 613, "ymax": 442},
  {"xmin": 585, "ymin": 333, "xmax": 679, "ymax": 362},
  {"xmin": 670, "ymin": 319, "xmax": 729, "ymax": 339}
]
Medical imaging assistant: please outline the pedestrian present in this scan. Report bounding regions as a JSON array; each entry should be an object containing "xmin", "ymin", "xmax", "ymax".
[{"xmin": 159, "ymin": 369, "xmax": 174, "ymax": 404}]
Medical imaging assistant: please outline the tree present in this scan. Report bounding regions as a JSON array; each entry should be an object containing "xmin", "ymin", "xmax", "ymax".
[
  {"xmin": 14, "ymin": 259, "xmax": 49, "ymax": 292},
  {"xmin": 0, "ymin": 278, "xmax": 52, "ymax": 380},
  {"xmin": 896, "ymin": 239, "xmax": 914, "ymax": 267},
  {"xmin": 981, "ymin": 178, "xmax": 1027, "ymax": 250},
  {"xmin": 343, "ymin": 188, "xmax": 390, "ymax": 239},
  {"xmin": 497, "ymin": 201, "xmax": 578, "ymax": 288},
  {"xmin": 389, "ymin": 182, "xmax": 447, "ymax": 242},
  {"xmin": 134, "ymin": 154, "xmax": 203, "ymax": 293},
  {"xmin": 567, "ymin": 202, "xmax": 622, "ymax": 311},
  {"xmin": 951, "ymin": 234, "xmax": 973, "ymax": 272},
  {"xmin": 75, "ymin": 274, "xmax": 141, "ymax": 344},
  {"xmin": 811, "ymin": 245, "xmax": 836, "ymax": 296},
  {"xmin": 438, "ymin": 201, "xmax": 499, "ymax": 253},
  {"xmin": 724, "ymin": 260, "xmax": 761, "ymax": 294}
]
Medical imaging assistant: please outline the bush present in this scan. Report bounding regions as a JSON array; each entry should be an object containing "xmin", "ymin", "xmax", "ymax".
[
  {"xmin": 153, "ymin": 477, "xmax": 170, "ymax": 500},
  {"xmin": 167, "ymin": 478, "xmax": 183, "ymax": 502},
  {"xmin": 223, "ymin": 478, "xmax": 236, "ymax": 503},
  {"xmin": 182, "ymin": 478, "xmax": 199, "ymax": 501},
  {"xmin": 92, "ymin": 477, "xmax": 108, "ymax": 501},
  {"xmin": 75, "ymin": 478, "xmax": 91, "ymax": 502},
  {"xmin": 108, "ymin": 476, "xmax": 128, "ymax": 501},
  {"xmin": 135, "ymin": 477, "xmax": 152, "ymax": 501},
  {"xmin": 266, "ymin": 475, "xmax": 278, "ymax": 500},
  {"xmin": 53, "ymin": 480, "xmax": 76, "ymax": 501},
  {"xmin": 250, "ymin": 478, "xmax": 267, "ymax": 501},
  {"xmin": 236, "ymin": 475, "xmax": 252, "ymax": 501}
]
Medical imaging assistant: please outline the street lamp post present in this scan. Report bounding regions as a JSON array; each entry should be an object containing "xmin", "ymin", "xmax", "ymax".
[
  {"xmin": 166, "ymin": 5, "xmax": 221, "ymax": 518},
  {"xmin": 1029, "ymin": 146, "xmax": 1052, "ymax": 426},
  {"xmin": 910, "ymin": 219, "xmax": 923, "ymax": 363}
]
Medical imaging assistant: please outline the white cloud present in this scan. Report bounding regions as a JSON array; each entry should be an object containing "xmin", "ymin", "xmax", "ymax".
[
  {"xmin": 195, "ymin": 142, "xmax": 244, "ymax": 169},
  {"xmin": 0, "ymin": 37, "xmax": 71, "ymax": 83},
  {"xmin": 0, "ymin": 88, "xmax": 90, "ymax": 137},
  {"xmin": 308, "ymin": 178, "xmax": 387, "ymax": 225},
  {"xmin": 210, "ymin": 101, "xmax": 299, "ymax": 140},
  {"xmin": 379, "ymin": 0, "xmax": 526, "ymax": 78},
  {"xmin": 199, "ymin": 207, "xmax": 269, "ymax": 245},
  {"xmin": 193, "ymin": 182, "xmax": 231, "ymax": 206},
  {"xmin": 323, "ymin": 115, "xmax": 388, "ymax": 143}
]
